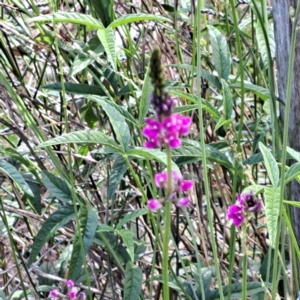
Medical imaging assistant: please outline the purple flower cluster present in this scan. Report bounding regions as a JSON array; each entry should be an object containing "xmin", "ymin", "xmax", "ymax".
[
  {"xmin": 148, "ymin": 171, "xmax": 193, "ymax": 211},
  {"xmin": 227, "ymin": 191, "xmax": 262, "ymax": 226},
  {"xmin": 49, "ymin": 280, "xmax": 84, "ymax": 300},
  {"xmin": 143, "ymin": 113, "xmax": 191, "ymax": 149}
]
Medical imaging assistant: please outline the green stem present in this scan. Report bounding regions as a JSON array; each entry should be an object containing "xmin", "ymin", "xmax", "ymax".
[
  {"xmin": 162, "ymin": 200, "xmax": 171, "ymax": 299},
  {"xmin": 196, "ymin": 2, "xmax": 224, "ymax": 299},
  {"xmin": 162, "ymin": 146, "xmax": 173, "ymax": 299},
  {"xmin": 272, "ymin": 3, "xmax": 300, "ymax": 299},
  {"xmin": 241, "ymin": 224, "xmax": 247, "ymax": 300}
]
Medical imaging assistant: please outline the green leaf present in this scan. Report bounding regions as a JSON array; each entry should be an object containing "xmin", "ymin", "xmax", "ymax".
[
  {"xmin": 96, "ymin": 224, "xmax": 115, "ymax": 232},
  {"xmin": 243, "ymin": 151, "xmax": 294, "ymax": 166},
  {"xmin": 255, "ymin": 20, "xmax": 275, "ymax": 69},
  {"xmin": 264, "ymin": 186, "xmax": 280, "ymax": 248},
  {"xmin": 28, "ymin": 205, "xmax": 75, "ymax": 266},
  {"xmin": 68, "ymin": 37, "xmax": 105, "ymax": 77},
  {"xmin": 139, "ymin": 61, "xmax": 152, "ymax": 125},
  {"xmin": 169, "ymin": 90, "xmax": 220, "ymax": 119},
  {"xmin": 215, "ymin": 117, "xmax": 231, "ymax": 132},
  {"xmin": 4, "ymin": 148, "xmax": 40, "ymax": 180},
  {"xmin": 118, "ymin": 229, "xmax": 135, "ymax": 262},
  {"xmin": 0, "ymin": 160, "xmax": 33, "ymax": 197},
  {"xmin": 107, "ymin": 155, "xmax": 128, "ymax": 201},
  {"xmin": 229, "ymin": 82, "xmax": 270, "ymax": 100},
  {"xmin": 42, "ymin": 83, "xmax": 107, "ymax": 96},
  {"xmin": 123, "ymin": 262, "xmax": 143, "ymax": 300},
  {"xmin": 42, "ymin": 171, "xmax": 72, "ymax": 203},
  {"xmin": 221, "ymin": 79, "xmax": 233, "ymax": 120},
  {"xmin": 253, "ymin": 115, "xmax": 271, "ymax": 152},
  {"xmin": 284, "ymin": 162, "xmax": 300, "ymax": 184},
  {"xmin": 259, "ymin": 249, "xmax": 275, "ymax": 283},
  {"xmin": 116, "ymin": 208, "xmax": 148, "ymax": 230},
  {"xmin": 207, "ymin": 25, "xmax": 231, "ymax": 81},
  {"xmin": 88, "ymin": 96, "xmax": 137, "ymax": 125},
  {"xmin": 90, "ymin": 0, "xmax": 113, "ymax": 27},
  {"xmin": 168, "ymin": 64, "xmax": 221, "ymax": 89},
  {"xmin": 88, "ymin": 96, "xmax": 130, "ymax": 151},
  {"xmin": 69, "ymin": 206, "xmax": 98, "ymax": 280},
  {"xmin": 97, "ymin": 27, "xmax": 116, "ymax": 70},
  {"xmin": 259, "ymin": 142, "xmax": 279, "ymax": 187},
  {"xmin": 127, "ymin": 147, "xmax": 181, "ymax": 174},
  {"xmin": 243, "ymin": 185, "xmax": 265, "ymax": 195},
  {"xmin": 37, "ymin": 131, "xmax": 122, "ymax": 153},
  {"xmin": 283, "ymin": 200, "xmax": 300, "ymax": 208},
  {"xmin": 286, "ymin": 146, "xmax": 300, "ymax": 161},
  {"xmin": 172, "ymin": 145, "xmax": 233, "ymax": 169},
  {"xmin": 0, "ymin": 289, "xmax": 7, "ymax": 300},
  {"xmin": 208, "ymin": 282, "xmax": 264, "ymax": 300},
  {"xmin": 29, "ymin": 12, "xmax": 104, "ymax": 29},
  {"xmin": 24, "ymin": 176, "xmax": 42, "ymax": 214},
  {"xmin": 108, "ymin": 14, "xmax": 171, "ymax": 29}
]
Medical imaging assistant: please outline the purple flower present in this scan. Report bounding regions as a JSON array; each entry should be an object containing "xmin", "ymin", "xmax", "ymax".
[
  {"xmin": 66, "ymin": 279, "xmax": 74, "ymax": 289},
  {"xmin": 227, "ymin": 203, "xmax": 246, "ymax": 226},
  {"xmin": 237, "ymin": 191, "xmax": 262, "ymax": 212},
  {"xmin": 176, "ymin": 197, "xmax": 190, "ymax": 207},
  {"xmin": 154, "ymin": 172, "xmax": 168, "ymax": 188},
  {"xmin": 69, "ymin": 288, "xmax": 77, "ymax": 299},
  {"xmin": 142, "ymin": 119, "xmax": 161, "ymax": 138},
  {"xmin": 142, "ymin": 114, "xmax": 191, "ymax": 149},
  {"xmin": 179, "ymin": 179, "xmax": 193, "ymax": 192},
  {"xmin": 163, "ymin": 131, "xmax": 181, "ymax": 148},
  {"xmin": 78, "ymin": 292, "xmax": 86, "ymax": 299},
  {"xmin": 178, "ymin": 115, "xmax": 192, "ymax": 135},
  {"xmin": 49, "ymin": 289, "xmax": 59, "ymax": 298},
  {"xmin": 148, "ymin": 199, "xmax": 162, "ymax": 211}
]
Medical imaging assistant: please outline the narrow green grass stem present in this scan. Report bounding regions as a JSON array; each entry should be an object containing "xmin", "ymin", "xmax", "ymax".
[
  {"xmin": 162, "ymin": 200, "xmax": 171, "ymax": 299},
  {"xmin": 241, "ymin": 224, "xmax": 247, "ymax": 300},
  {"xmin": 272, "ymin": 3, "xmax": 300, "ymax": 299},
  {"xmin": 162, "ymin": 146, "xmax": 173, "ymax": 299},
  {"xmin": 196, "ymin": 1, "xmax": 224, "ymax": 299},
  {"xmin": 51, "ymin": 10, "xmax": 93, "ymax": 298}
]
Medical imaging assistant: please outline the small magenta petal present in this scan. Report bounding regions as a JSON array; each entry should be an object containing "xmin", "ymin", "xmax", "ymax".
[
  {"xmin": 179, "ymin": 116, "xmax": 191, "ymax": 135},
  {"xmin": 164, "ymin": 131, "xmax": 181, "ymax": 148},
  {"xmin": 66, "ymin": 279, "xmax": 74, "ymax": 288},
  {"xmin": 154, "ymin": 172, "xmax": 168, "ymax": 188},
  {"xmin": 162, "ymin": 114, "xmax": 179, "ymax": 132},
  {"xmin": 179, "ymin": 180, "xmax": 193, "ymax": 191},
  {"xmin": 227, "ymin": 204, "xmax": 246, "ymax": 226},
  {"xmin": 176, "ymin": 197, "xmax": 190, "ymax": 207},
  {"xmin": 69, "ymin": 288, "xmax": 77, "ymax": 299},
  {"xmin": 148, "ymin": 199, "xmax": 162, "ymax": 211},
  {"xmin": 50, "ymin": 289, "xmax": 59, "ymax": 298},
  {"xmin": 168, "ymin": 138, "xmax": 181, "ymax": 149},
  {"xmin": 144, "ymin": 139, "xmax": 160, "ymax": 149}
]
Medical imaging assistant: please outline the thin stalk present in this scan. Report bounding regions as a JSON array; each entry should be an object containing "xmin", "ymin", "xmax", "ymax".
[
  {"xmin": 196, "ymin": 1, "xmax": 224, "ymax": 299},
  {"xmin": 273, "ymin": 2, "xmax": 300, "ymax": 299},
  {"xmin": 51, "ymin": 8, "xmax": 93, "ymax": 299},
  {"xmin": 162, "ymin": 200, "xmax": 171, "ymax": 299},
  {"xmin": 162, "ymin": 146, "xmax": 173, "ymax": 299},
  {"xmin": 241, "ymin": 224, "xmax": 247, "ymax": 300},
  {"xmin": 227, "ymin": 2, "xmax": 246, "ymax": 297}
]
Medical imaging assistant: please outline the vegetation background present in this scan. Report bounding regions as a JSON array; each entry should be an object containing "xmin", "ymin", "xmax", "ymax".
[{"xmin": 0, "ymin": 0, "xmax": 300, "ymax": 299}]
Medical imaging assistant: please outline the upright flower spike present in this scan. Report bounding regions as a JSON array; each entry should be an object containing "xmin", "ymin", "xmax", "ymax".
[{"xmin": 142, "ymin": 48, "xmax": 192, "ymax": 150}]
